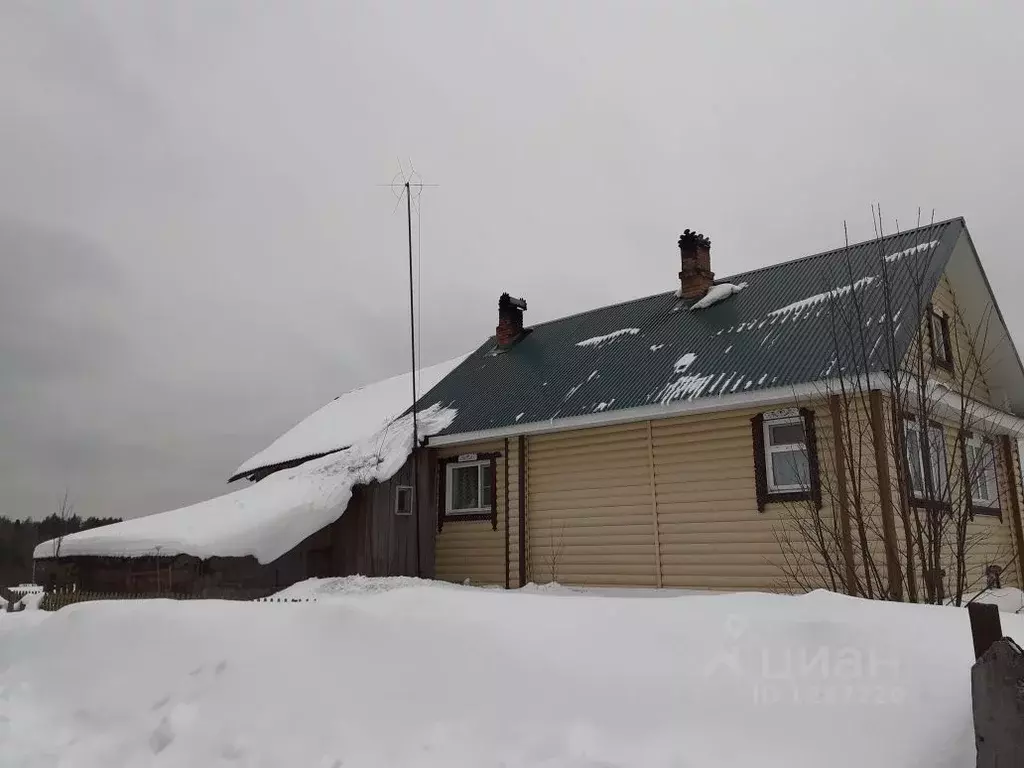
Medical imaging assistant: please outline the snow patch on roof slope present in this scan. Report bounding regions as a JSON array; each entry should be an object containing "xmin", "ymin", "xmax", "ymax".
[
  {"xmin": 885, "ymin": 240, "xmax": 940, "ymax": 262},
  {"xmin": 690, "ymin": 282, "xmax": 748, "ymax": 310},
  {"xmin": 654, "ymin": 353, "xmax": 714, "ymax": 404},
  {"xmin": 768, "ymin": 277, "xmax": 876, "ymax": 319},
  {"xmin": 233, "ymin": 354, "xmax": 467, "ymax": 478},
  {"xmin": 575, "ymin": 328, "xmax": 640, "ymax": 348},
  {"xmin": 36, "ymin": 405, "xmax": 457, "ymax": 563}
]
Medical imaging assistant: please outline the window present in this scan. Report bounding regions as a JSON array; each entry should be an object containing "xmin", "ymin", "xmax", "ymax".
[
  {"xmin": 904, "ymin": 419, "xmax": 948, "ymax": 502},
  {"xmin": 446, "ymin": 460, "xmax": 493, "ymax": 515},
  {"xmin": 965, "ymin": 435, "xmax": 999, "ymax": 511},
  {"xmin": 394, "ymin": 485, "xmax": 413, "ymax": 516},
  {"xmin": 763, "ymin": 417, "xmax": 810, "ymax": 492},
  {"xmin": 751, "ymin": 409, "xmax": 820, "ymax": 512},
  {"xmin": 929, "ymin": 307, "xmax": 953, "ymax": 370}
]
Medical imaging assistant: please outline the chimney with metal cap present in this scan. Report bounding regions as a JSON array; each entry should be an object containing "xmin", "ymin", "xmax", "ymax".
[
  {"xmin": 496, "ymin": 292, "xmax": 528, "ymax": 348},
  {"xmin": 678, "ymin": 229, "xmax": 714, "ymax": 299}
]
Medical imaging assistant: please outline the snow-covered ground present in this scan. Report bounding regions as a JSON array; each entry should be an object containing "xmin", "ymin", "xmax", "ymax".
[{"xmin": 2, "ymin": 581, "xmax": 1022, "ymax": 767}]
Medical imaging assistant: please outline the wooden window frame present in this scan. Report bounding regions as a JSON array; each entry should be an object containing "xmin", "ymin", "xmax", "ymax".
[
  {"xmin": 963, "ymin": 433, "xmax": 1001, "ymax": 518},
  {"xmin": 394, "ymin": 485, "xmax": 413, "ymax": 516},
  {"xmin": 751, "ymin": 408, "xmax": 821, "ymax": 512},
  {"xmin": 437, "ymin": 452, "xmax": 500, "ymax": 530},
  {"xmin": 927, "ymin": 304, "xmax": 954, "ymax": 372}
]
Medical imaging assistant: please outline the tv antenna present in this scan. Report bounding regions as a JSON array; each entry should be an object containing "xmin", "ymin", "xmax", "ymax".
[{"xmin": 384, "ymin": 161, "xmax": 437, "ymax": 577}]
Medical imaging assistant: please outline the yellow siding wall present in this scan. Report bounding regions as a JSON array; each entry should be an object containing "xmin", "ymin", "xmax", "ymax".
[
  {"xmin": 433, "ymin": 440, "xmax": 508, "ymax": 586},
  {"xmin": 522, "ymin": 404, "xmax": 839, "ymax": 592},
  {"xmin": 958, "ymin": 436, "xmax": 1021, "ymax": 590},
  {"xmin": 881, "ymin": 407, "xmax": 1021, "ymax": 597},
  {"xmin": 528, "ymin": 423, "xmax": 658, "ymax": 587},
  {"xmin": 904, "ymin": 272, "xmax": 992, "ymax": 403},
  {"xmin": 433, "ymin": 393, "xmax": 1021, "ymax": 594},
  {"xmin": 653, "ymin": 406, "xmax": 833, "ymax": 591}
]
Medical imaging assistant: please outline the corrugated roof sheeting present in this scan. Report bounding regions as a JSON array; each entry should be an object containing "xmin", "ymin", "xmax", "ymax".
[{"xmin": 420, "ymin": 220, "xmax": 963, "ymax": 437}]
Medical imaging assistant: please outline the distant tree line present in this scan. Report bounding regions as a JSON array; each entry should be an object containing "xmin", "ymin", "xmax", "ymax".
[{"xmin": 0, "ymin": 514, "xmax": 120, "ymax": 586}]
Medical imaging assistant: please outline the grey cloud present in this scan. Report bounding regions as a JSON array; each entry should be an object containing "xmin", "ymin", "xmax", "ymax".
[{"xmin": 1, "ymin": 1, "xmax": 1023, "ymax": 521}]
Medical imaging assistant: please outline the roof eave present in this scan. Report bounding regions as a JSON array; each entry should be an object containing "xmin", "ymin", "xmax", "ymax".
[
  {"xmin": 426, "ymin": 376, "xmax": 891, "ymax": 446},
  {"xmin": 227, "ymin": 448, "xmax": 345, "ymax": 484}
]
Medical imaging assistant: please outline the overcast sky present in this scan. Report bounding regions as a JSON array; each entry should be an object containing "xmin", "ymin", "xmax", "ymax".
[{"xmin": 2, "ymin": 1, "xmax": 1022, "ymax": 521}]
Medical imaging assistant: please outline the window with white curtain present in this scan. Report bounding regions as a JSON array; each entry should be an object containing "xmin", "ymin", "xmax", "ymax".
[{"xmin": 446, "ymin": 460, "xmax": 493, "ymax": 514}]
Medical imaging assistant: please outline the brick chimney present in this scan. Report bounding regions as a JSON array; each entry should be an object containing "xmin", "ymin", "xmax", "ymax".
[
  {"xmin": 496, "ymin": 293, "xmax": 528, "ymax": 348},
  {"xmin": 678, "ymin": 229, "xmax": 714, "ymax": 300}
]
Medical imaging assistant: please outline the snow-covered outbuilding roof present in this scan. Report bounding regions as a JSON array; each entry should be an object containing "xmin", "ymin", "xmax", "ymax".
[
  {"xmin": 230, "ymin": 355, "xmax": 468, "ymax": 482},
  {"xmin": 34, "ymin": 405, "xmax": 457, "ymax": 563}
]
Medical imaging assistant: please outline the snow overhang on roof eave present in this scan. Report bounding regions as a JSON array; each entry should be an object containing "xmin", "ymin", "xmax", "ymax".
[{"xmin": 426, "ymin": 375, "xmax": 899, "ymax": 447}]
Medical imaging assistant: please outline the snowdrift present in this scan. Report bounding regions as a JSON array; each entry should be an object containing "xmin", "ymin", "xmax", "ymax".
[{"xmin": 2, "ymin": 582, "xmax": 1021, "ymax": 767}]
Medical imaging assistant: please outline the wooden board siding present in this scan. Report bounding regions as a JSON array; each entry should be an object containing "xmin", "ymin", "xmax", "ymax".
[
  {"xmin": 433, "ymin": 440, "xmax": 508, "ymax": 585},
  {"xmin": 330, "ymin": 456, "xmax": 427, "ymax": 578},
  {"xmin": 528, "ymin": 423, "xmax": 658, "ymax": 587}
]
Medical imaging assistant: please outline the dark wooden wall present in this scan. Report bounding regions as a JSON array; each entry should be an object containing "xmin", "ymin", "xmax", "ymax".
[{"xmin": 330, "ymin": 448, "xmax": 437, "ymax": 577}]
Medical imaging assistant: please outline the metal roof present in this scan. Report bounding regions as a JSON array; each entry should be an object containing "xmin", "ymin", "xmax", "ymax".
[{"xmin": 418, "ymin": 219, "xmax": 965, "ymax": 439}]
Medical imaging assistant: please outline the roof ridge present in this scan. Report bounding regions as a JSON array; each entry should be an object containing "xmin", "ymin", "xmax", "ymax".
[
  {"xmin": 722, "ymin": 216, "xmax": 963, "ymax": 285},
  {"xmin": 527, "ymin": 217, "xmax": 962, "ymax": 332}
]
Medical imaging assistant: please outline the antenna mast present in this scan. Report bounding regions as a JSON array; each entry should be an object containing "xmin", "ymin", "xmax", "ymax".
[
  {"xmin": 384, "ymin": 164, "xmax": 437, "ymax": 578},
  {"xmin": 405, "ymin": 181, "xmax": 418, "ymax": 451}
]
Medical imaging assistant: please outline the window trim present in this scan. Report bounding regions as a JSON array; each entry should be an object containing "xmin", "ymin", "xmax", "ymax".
[
  {"xmin": 394, "ymin": 485, "xmax": 413, "ymax": 516},
  {"xmin": 751, "ymin": 408, "xmax": 821, "ymax": 512},
  {"xmin": 437, "ymin": 452, "xmax": 500, "ymax": 530},
  {"xmin": 927, "ymin": 304, "xmax": 954, "ymax": 372},
  {"xmin": 964, "ymin": 433, "xmax": 1000, "ymax": 517}
]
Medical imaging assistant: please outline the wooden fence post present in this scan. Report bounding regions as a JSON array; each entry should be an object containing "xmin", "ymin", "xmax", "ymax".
[
  {"xmin": 970, "ymin": 602, "xmax": 1024, "ymax": 766},
  {"xmin": 969, "ymin": 603, "xmax": 1002, "ymax": 661}
]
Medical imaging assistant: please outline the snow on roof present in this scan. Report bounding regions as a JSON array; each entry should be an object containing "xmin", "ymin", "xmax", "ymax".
[
  {"xmin": 232, "ymin": 354, "xmax": 467, "ymax": 479},
  {"xmin": 575, "ymin": 328, "xmax": 639, "ymax": 348},
  {"xmin": 767, "ymin": 276, "xmax": 876, "ymax": 319},
  {"xmin": 34, "ymin": 404, "xmax": 457, "ymax": 564},
  {"xmin": 885, "ymin": 240, "xmax": 940, "ymax": 262},
  {"xmin": 690, "ymin": 282, "xmax": 748, "ymax": 310}
]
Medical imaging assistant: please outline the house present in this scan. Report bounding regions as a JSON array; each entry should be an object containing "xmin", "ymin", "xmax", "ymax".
[
  {"xmin": 36, "ymin": 217, "xmax": 1024, "ymax": 602},
  {"xmin": 416, "ymin": 219, "xmax": 1024, "ymax": 600}
]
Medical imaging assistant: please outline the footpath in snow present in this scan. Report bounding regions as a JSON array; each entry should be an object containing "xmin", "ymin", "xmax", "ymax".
[{"xmin": 1, "ymin": 580, "xmax": 1022, "ymax": 767}]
